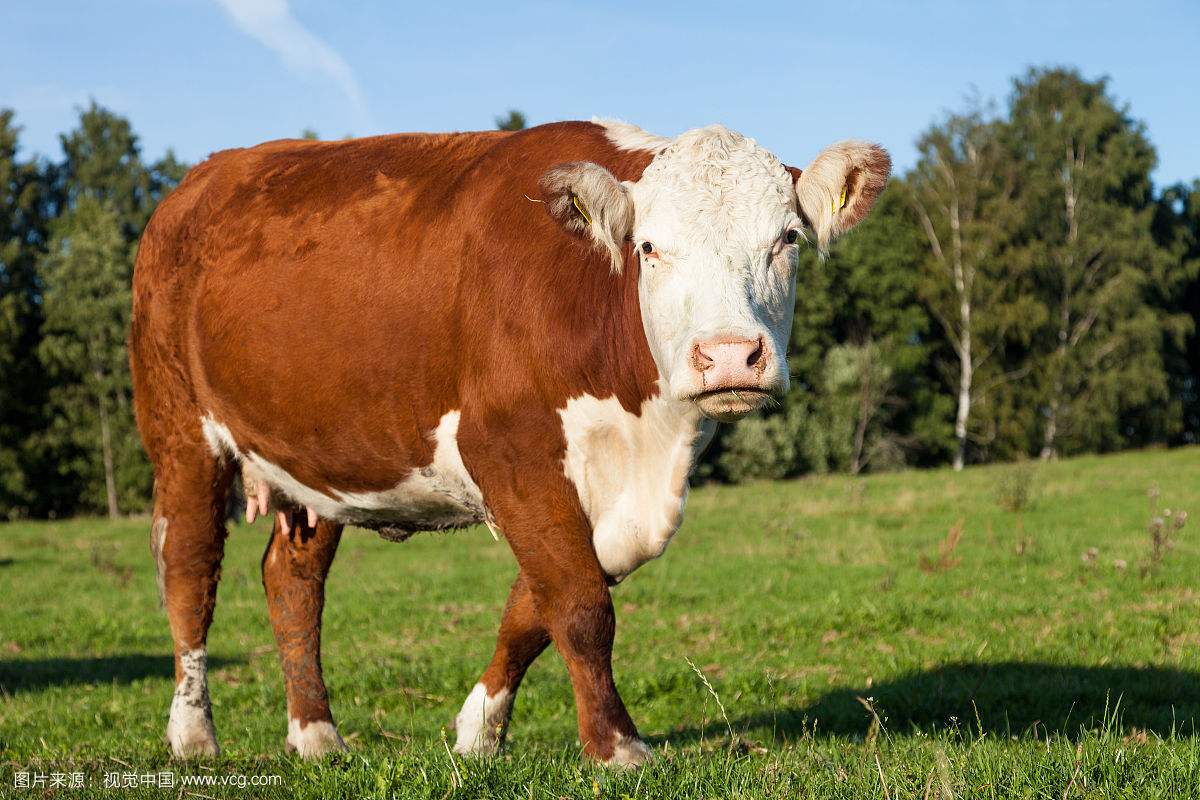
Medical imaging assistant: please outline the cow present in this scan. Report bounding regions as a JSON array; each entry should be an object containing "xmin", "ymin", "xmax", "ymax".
[{"xmin": 129, "ymin": 119, "xmax": 889, "ymax": 765}]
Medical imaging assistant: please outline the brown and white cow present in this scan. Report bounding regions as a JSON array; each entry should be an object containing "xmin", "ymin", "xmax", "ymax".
[{"xmin": 129, "ymin": 119, "xmax": 888, "ymax": 764}]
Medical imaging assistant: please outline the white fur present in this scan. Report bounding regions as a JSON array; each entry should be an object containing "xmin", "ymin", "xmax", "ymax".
[
  {"xmin": 287, "ymin": 718, "xmax": 347, "ymax": 758},
  {"xmin": 607, "ymin": 735, "xmax": 654, "ymax": 767},
  {"xmin": 151, "ymin": 517, "xmax": 168, "ymax": 606},
  {"xmin": 622, "ymin": 125, "xmax": 801, "ymax": 405},
  {"xmin": 201, "ymin": 416, "xmax": 236, "ymax": 460},
  {"xmin": 200, "ymin": 411, "xmax": 484, "ymax": 530},
  {"xmin": 595, "ymin": 117, "xmax": 671, "ymax": 153},
  {"xmin": 560, "ymin": 392, "xmax": 716, "ymax": 581},
  {"xmin": 166, "ymin": 648, "xmax": 219, "ymax": 758},
  {"xmin": 453, "ymin": 683, "xmax": 513, "ymax": 755}
]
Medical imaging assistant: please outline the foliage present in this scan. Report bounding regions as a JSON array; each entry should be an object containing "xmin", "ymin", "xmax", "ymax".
[
  {"xmin": 494, "ymin": 109, "xmax": 527, "ymax": 131},
  {"xmin": 38, "ymin": 196, "xmax": 147, "ymax": 516},
  {"xmin": 907, "ymin": 104, "xmax": 1038, "ymax": 470},
  {"xmin": 1141, "ymin": 484, "xmax": 1188, "ymax": 577},
  {"xmin": 0, "ymin": 110, "xmax": 55, "ymax": 517},
  {"xmin": 0, "ymin": 104, "xmax": 201, "ymax": 518},
  {"xmin": 1003, "ymin": 68, "xmax": 1191, "ymax": 457},
  {"xmin": 1153, "ymin": 178, "xmax": 1200, "ymax": 442},
  {"xmin": 717, "ymin": 406, "xmax": 805, "ymax": 481},
  {"xmin": 994, "ymin": 458, "xmax": 1037, "ymax": 512}
]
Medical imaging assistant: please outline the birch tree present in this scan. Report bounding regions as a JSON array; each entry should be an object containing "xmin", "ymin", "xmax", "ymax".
[{"xmin": 908, "ymin": 110, "xmax": 1029, "ymax": 470}]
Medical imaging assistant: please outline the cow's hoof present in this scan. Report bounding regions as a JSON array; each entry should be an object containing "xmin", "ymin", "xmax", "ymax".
[
  {"xmin": 452, "ymin": 683, "xmax": 512, "ymax": 756},
  {"xmin": 167, "ymin": 648, "xmax": 219, "ymax": 758},
  {"xmin": 605, "ymin": 736, "xmax": 654, "ymax": 768},
  {"xmin": 166, "ymin": 718, "xmax": 220, "ymax": 759},
  {"xmin": 286, "ymin": 719, "xmax": 347, "ymax": 759}
]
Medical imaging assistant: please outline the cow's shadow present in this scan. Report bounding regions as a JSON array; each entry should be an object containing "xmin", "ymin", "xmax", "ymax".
[
  {"xmin": 0, "ymin": 654, "xmax": 242, "ymax": 694},
  {"xmin": 656, "ymin": 661, "xmax": 1200, "ymax": 743}
]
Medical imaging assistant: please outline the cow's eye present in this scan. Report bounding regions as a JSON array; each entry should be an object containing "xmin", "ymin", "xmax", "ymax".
[
  {"xmin": 785, "ymin": 229, "xmax": 799, "ymax": 245},
  {"xmin": 641, "ymin": 241, "xmax": 655, "ymax": 255}
]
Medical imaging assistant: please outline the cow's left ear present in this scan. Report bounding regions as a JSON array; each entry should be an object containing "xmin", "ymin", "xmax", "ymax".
[
  {"xmin": 539, "ymin": 161, "xmax": 633, "ymax": 274},
  {"xmin": 790, "ymin": 141, "xmax": 891, "ymax": 255}
]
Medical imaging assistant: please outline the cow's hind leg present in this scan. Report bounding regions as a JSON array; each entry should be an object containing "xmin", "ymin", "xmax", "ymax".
[
  {"xmin": 153, "ymin": 439, "xmax": 235, "ymax": 758},
  {"xmin": 262, "ymin": 513, "xmax": 347, "ymax": 757},
  {"xmin": 454, "ymin": 571, "xmax": 550, "ymax": 755}
]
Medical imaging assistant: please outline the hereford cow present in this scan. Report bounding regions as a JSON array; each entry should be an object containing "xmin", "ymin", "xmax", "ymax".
[{"xmin": 129, "ymin": 120, "xmax": 889, "ymax": 765}]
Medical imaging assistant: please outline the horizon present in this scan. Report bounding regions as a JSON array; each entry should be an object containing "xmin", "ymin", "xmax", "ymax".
[{"xmin": 3, "ymin": 1, "xmax": 1199, "ymax": 187}]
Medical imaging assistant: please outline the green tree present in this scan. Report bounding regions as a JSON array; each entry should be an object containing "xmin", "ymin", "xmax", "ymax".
[
  {"xmin": 59, "ymin": 103, "xmax": 153, "ymax": 239},
  {"xmin": 57, "ymin": 101, "xmax": 184, "ymax": 240},
  {"xmin": 908, "ymin": 107, "xmax": 1036, "ymax": 470},
  {"xmin": 1154, "ymin": 179, "xmax": 1200, "ymax": 442},
  {"xmin": 814, "ymin": 342, "xmax": 897, "ymax": 474},
  {"xmin": 495, "ymin": 109, "xmax": 527, "ymax": 131},
  {"xmin": 39, "ymin": 197, "xmax": 142, "ymax": 517},
  {"xmin": 0, "ymin": 110, "xmax": 55, "ymax": 518},
  {"xmin": 34, "ymin": 103, "xmax": 183, "ymax": 516},
  {"xmin": 1005, "ymin": 68, "xmax": 1190, "ymax": 457}
]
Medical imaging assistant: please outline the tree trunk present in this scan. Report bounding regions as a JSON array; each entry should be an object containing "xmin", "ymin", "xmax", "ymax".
[
  {"xmin": 949, "ymin": 171, "xmax": 972, "ymax": 473},
  {"xmin": 953, "ymin": 335, "xmax": 972, "ymax": 472},
  {"xmin": 952, "ymin": 250, "xmax": 972, "ymax": 472},
  {"xmin": 1041, "ymin": 144, "xmax": 1079, "ymax": 462},
  {"xmin": 97, "ymin": 382, "xmax": 118, "ymax": 519},
  {"xmin": 1040, "ymin": 393, "xmax": 1060, "ymax": 461},
  {"xmin": 1040, "ymin": 346, "xmax": 1066, "ymax": 461},
  {"xmin": 850, "ymin": 350, "xmax": 873, "ymax": 475}
]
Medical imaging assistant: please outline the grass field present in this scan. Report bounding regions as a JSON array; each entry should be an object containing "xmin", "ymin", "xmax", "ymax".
[{"xmin": 3, "ymin": 447, "xmax": 1200, "ymax": 798}]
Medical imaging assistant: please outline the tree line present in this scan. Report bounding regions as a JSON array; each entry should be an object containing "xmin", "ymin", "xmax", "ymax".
[
  {"xmin": 708, "ymin": 67, "xmax": 1200, "ymax": 482},
  {"xmin": 1, "ymin": 67, "xmax": 1198, "ymax": 518}
]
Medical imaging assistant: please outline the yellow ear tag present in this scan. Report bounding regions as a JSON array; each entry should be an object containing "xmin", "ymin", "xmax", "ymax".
[
  {"xmin": 833, "ymin": 185, "xmax": 847, "ymax": 213},
  {"xmin": 572, "ymin": 194, "xmax": 593, "ymax": 226}
]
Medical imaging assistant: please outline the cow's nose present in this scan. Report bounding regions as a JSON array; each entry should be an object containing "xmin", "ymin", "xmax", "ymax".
[{"xmin": 690, "ymin": 336, "xmax": 766, "ymax": 388}]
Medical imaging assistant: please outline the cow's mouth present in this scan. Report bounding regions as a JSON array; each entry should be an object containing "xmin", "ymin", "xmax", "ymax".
[{"xmin": 691, "ymin": 388, "xmax": 775, "ymax": 422}]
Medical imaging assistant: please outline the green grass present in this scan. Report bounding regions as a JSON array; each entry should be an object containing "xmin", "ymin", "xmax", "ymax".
[{"xmin": 4, "ymin": 447, "xmax": 1200, "ymax": 798}]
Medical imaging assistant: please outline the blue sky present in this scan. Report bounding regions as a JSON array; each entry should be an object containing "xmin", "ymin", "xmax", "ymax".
[{"xmin": 3, "ymin": 1, "xmax": 1198, "ymax": 185}]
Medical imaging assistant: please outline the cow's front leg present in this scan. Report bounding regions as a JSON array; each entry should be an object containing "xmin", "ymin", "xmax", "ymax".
[
  {"xmin": 463, "ymin": 440, "xmax": 650, "ymax": 766},
  {"xmin": 454, "ymin": 571, "xmax": 550, "ymax": 754},
  {"xmin": 524, "ymin": 537, "xmax": 648, "ymax": 765},
  {"xmin": 261, "ymin": 513, "xmax": 348, "ymax": 757}
]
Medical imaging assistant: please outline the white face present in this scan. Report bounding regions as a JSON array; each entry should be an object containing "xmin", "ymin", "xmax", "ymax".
[
  {"xmin": 626, "ymin": 126, "xmax": 802, "ymax": 422},
  {"xmin": 542, "ymin": 122, "xmax": 889, "ymax": 422}
]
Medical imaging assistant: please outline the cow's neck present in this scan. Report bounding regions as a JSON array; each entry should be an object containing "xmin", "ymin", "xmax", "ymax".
[{"xmin": 552, "ymin": 250, "xmax": 717, "ymax": 581}]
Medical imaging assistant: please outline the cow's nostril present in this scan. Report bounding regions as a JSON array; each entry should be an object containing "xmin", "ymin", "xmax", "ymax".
[
  {"xmin": 691, "ymin": 343, "xmax": 715, "ymax": 372},
  {"xmin": 746, "ymin": 338, "xmax": 764, "ymax": 368}
]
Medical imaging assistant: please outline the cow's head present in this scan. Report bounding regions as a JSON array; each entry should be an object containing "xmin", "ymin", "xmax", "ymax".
[{"xmin": 541, "ymin": 124, "xmax": 889, "ymax": 422}]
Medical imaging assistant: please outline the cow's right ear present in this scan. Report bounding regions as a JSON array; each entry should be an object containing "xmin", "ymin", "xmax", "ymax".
[{"xmin": 539, "ymin": 162, "xmax": 633, "ymax": 274}]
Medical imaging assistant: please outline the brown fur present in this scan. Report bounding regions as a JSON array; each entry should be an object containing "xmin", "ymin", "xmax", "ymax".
[{"xmin": 262, "ymin": 516, "xmax": 342, "ymax": 739}]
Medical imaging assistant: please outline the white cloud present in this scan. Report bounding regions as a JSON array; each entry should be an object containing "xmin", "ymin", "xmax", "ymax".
[{"xmin": 213, "ymin": 0, "xmax": 367, "ymax": 120}]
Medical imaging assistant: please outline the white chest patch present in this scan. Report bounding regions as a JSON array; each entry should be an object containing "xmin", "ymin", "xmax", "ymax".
[
  {"xmin": 200, "ymin": 411, "xmax": 485, "ymax": 531},
  {"xmin": 559, "ymin": 393, "xmax": 715, "ymax": 581}
]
